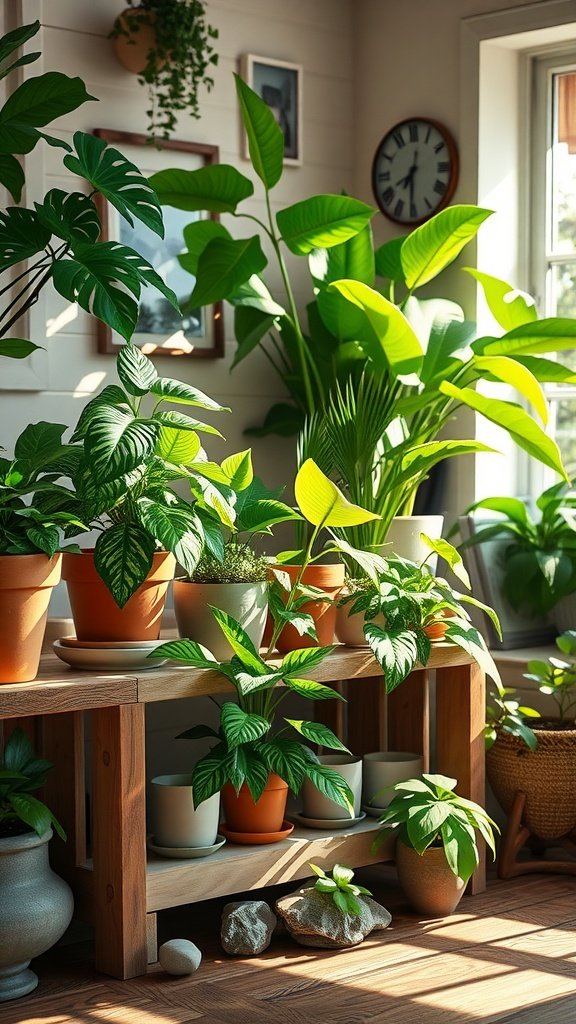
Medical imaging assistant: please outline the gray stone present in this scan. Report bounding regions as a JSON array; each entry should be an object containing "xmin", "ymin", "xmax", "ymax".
[
  {"xmin": 221, "ymin": 900, "xmax": 277, "ymax": 955},
  {"xmin": 159, "ymin": 939, "xmax": 202, "ymax": 975},
  {"xmin": 275, "ymin": 886, "xmax": 392, "ymax": 948}
]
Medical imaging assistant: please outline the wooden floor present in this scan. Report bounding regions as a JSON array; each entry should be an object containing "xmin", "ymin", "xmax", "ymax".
[{"xmin": 6, "ymin": 865, "xmax": 576, "ymax": 1024}]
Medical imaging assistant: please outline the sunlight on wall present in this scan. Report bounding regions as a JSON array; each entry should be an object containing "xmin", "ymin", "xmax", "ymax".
[
  {"xmin": 73, "ymin": 371, "xmax": 107, "ymax": 397},
  {"xmin": 46, "ymin": 302, "xmax": 79, "ymax": 337}
]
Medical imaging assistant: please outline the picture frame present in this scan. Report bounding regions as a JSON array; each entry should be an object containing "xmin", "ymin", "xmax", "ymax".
[
  {"xmin": 458, "ymin": 515, "xmax": 556, "ymax": 650},
  {"xmin": 94, "ymin": 130, "xmax": 225, "ymax": 359},
  {"xmin": 240, "ymin": 54, "xmax": 302, "ymax": 165}
]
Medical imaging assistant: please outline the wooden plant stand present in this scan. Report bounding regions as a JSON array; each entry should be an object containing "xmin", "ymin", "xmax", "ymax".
[{"xmin": 496, "ymin": 790, "xmax": 576, "ymax": 878}]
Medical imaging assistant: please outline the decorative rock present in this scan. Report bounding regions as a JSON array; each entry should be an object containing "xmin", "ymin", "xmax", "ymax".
[
  {"xmin": 159, "ymin": 939, "xmax": 202, "ymax": 975},
  {"xmin": 221, "ymin": 900, "xmax": 277, "ymax": 955},
  {"xmin": 275, "ymin": 886, "xmax": 392, "ymax": 948}
]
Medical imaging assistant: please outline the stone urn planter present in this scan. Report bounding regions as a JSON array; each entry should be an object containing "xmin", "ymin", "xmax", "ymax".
[
  {"xmin": 0, "ymin": 828, "xmax": 74, "ymax": 1001},
  {"xmin": 395, "ymin": 841, "xmax": 466, "ymax": 916}
]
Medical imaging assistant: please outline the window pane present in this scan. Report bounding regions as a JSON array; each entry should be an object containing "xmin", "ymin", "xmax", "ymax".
[
  {"xmin": 552, "ymin": 398, "xmax": 576, "ymax": 476},
  {"xmin": 552, "ymin": 72, "xmax": 576, "ymax": 254},
  {"xmin": 550, "ymin": 261, "xmax": 576, "ymax": 319}
]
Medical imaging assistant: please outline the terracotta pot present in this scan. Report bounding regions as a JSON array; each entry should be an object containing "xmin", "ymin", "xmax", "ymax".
[
  {"xmin": 0, "ymin": 554, "xmax": 61, "ymax": 684},
  {"xmin": 112, "ymin": 8, "xmax": 161, "ymax": 75},
  {"xmin": 221, "ymin": 773, "xmax": 288, "ymax": 836},
  {"xmin": 62, "ymin": 549, "xmax": 175, "ymax": 642},
  {"xmin": 174, "ymin": 580, "xmax": 267, "ymax": 659},
  {"xmin": 395, "ymin": 840, "xmax": 465, "ymax": 915},
  {"xmin": 274, "ymin": 564, "xmax": 345, "ymax": 653}
]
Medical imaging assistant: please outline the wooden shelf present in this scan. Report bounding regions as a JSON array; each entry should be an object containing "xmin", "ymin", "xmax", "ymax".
[{"xmin": 145, "ymin": 818, "xmax": 393, "ymax": 911}]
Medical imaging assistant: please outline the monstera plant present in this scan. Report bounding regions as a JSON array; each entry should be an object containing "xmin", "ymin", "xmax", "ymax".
[{"xmin": 0, "ymin": 20, "xmax": 178, "ymax": 360}]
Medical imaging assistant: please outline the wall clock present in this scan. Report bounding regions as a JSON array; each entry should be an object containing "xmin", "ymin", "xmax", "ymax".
[{"xmin": 372, "ymin": 117, "xmax": 459, "ymax": 226}]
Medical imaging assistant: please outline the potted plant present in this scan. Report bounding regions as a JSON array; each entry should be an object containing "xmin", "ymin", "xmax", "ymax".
[
  {"xmin": 0, "ymin": 422, "xmax": 87, "ymax": 681},
  {"xmin": 459, "ymin": 481, "xmax": 576, "ymax": 631},
  {"xmin": 173, "ymin": 450, "xmax": 299, "ymax": 657},
  {"xmin": 486, "ymin": 632, "xmax": 576, "ymax": 846},
  {"xmin": 0, "ymin": 728, "xmax": 73, "ymax": 1002},
  {"xmin": 61, "ymin": 341, "xmax": 231, "ymax": 641},
  {"xmin": 110, "ymin": 0, "xmax": 219, "ymax": 141},
  {"xmin": 0, "ymin": 20, "xmax": 178, "ymax": 362},
  {"xmin": 374, "ymin": 773, "xmax": 498, "ymax": 915}
]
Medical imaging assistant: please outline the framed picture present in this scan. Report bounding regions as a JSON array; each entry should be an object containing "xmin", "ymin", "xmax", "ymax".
[
  {"xmin": 458, "ymin": 515, "xmax": 556, "ymax": 650},
  {"xmin": 94, "ymin": 130, "xmax": 224, "ymax": 359},
  {"xmin": 240, "ymin": 55, "xmax": 302, "ymax": 165}
]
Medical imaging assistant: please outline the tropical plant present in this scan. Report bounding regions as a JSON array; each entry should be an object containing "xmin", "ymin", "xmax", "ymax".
[
  {"xmin": 309, "ymin": 862, "xmax": 373, "ymax": 916},
  {"xmin": 458, "ymin": 481, "xmax": 576, "ymax": 617},
  {"xmin": 0, "ymin": 20, "xmax": 178, "ymax": 360},
  {"xmin": 373, "ymin": 773, "xmax": 498, "ymax": 884},
  {"xmin": 149, "ymin": 73, "xmax": 575, "ymax": 540},
  {"xmin": 62, "ymin": 341, "xmax": 234, "ymax": 606},
  {"xmin": 0, "ymin": 421, "xmax": 87, "ymax": 555},
  {"xmin": 110, "ymin": 0, "xmax": 218, "ymax": 141},
  {"xmin": 337, "ymin": 537, "xmax": 502, "ymax": 692},
  {"xmin": 0, "ymin": 728, "xmax": 65, "ymax": 840},
  {"xmin": 150, "ymin": 610, "xmax": 355, "ymax": 812}
]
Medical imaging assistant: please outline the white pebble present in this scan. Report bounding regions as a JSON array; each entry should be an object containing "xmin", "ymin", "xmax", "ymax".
[{"xmin": 159, "ymin": 938, "xmax": 202, "ymax": 975}]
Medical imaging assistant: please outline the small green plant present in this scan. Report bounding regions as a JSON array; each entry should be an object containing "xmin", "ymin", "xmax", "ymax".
[
  {"xmin": 191, "ymin": 542, "xmax": 270, "ymax": 584},
  {"xmin": 484, "ymin": 686, "xmax": 541, "ymax": 752},
  {"xmin": 309, "ymin": 862, "xmax": 373, "ymax": 916},
  {"xmin": 110, "ymin": 0, "xmax": 219, "ymax": 141},
  {"xmin": 374, "ymin": 774, "xmax": 498, "ymax": 884},
  {"xmin": 0, "ymin": 729, "xmax": 65, "ymax": 840}
]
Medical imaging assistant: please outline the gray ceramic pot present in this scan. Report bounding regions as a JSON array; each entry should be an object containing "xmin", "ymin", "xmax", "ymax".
[
  {"xmin": 0, "ymin": 829, "xmax": 74, "ymax": 1002},
  {"xmin": 173, "ymin": 580, "xmax": 268, "ymax": 660}
]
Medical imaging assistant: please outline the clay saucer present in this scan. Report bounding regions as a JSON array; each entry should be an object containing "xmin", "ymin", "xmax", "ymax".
[{"xmin": 219, "ymin": 820, "xmax": 294, "ymax": 845}]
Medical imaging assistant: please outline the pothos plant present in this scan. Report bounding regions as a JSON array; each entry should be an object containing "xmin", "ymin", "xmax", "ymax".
[
  {"xmin": 0, "ymin": 20, "xmax": 178, "ymax": 360},
  {"xmin": 110, "ymin": 0, "xmax": 219, "ymax": 142}
]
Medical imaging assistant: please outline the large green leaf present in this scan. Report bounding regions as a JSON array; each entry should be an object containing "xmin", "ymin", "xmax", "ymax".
[
  {"xmin": 285, "ymin": 719, "xmax": 350, "ymax": 752},
  {"xmin": 295, "ymin": 458, "xmax": 379, "ymax": 528},
  {"xmin": 364, "ymin": 624, "xmax": 421, "ymax": 693},
  {"xmin": 401, "ymin": 205, "xmax": 493, "ymax": 290},
  {"xmin": 232, "ymin": 306, "xmax": 279, "ymax": 368},
  {"xmin": 221, "ymin": 450, "xmax": 253, "ymax": 491},
  {"xmin": 71, "ymin": 385, "xmax": 130, "ymax": 442},
  {"xmin": 394, "ymin": 439, "xmax": 495, "ymax": 490},
  {"xmin": 277, "ymin": 195, "xmax": 375, "ymax": 256},
  {"xmin": 84, "ymin": 405, "xmax": 159, "ymax": 482},
  {"xmin": 149, "ymin": 165, "xmax": 254, "ymax": 214},
  {"xmin": 440, "ymin": 380, "xmax": 568, "ymax": 480},
  {"xmin": 245, "ymin": 402, "xmax": 304, "ymax": 438},
  {"xmin": 192, "ymin": 748, "xmax": 230, "ymax": 808},
  {"xmin": 473, "ymin": 355, "xmax": 548, "ymax": 423},
  {"xmin": 257, "ymin": 739, "xmax": 308, "ymax": 793},
  {"xmin": 150, "ymin": 377, "xmax": 227, "ymax": 411},
  {"xmin": 155, "ymin": 424, "xmax": 201, "ymax": 465},
  {"xmin": 220, "ymin": 702, "xmax": 269, "ymax": 748},
  {"xmin": 474, "ymin": 318, "xmax": 576, "ymax": 356},
  {"xmin": 0, "ymin": 338, "xmax": 41, "ymax": 359},
  {"xmin": 9, "ymin": 793, "xmax": 53, "ymax": 839},
  {"xmin": 0, "ymin": 207, "xmax": 51, "ymax": 270},
  {"xmin": 280, "ymin": 646, "xmax": 335, "ymax": 676},
  {"xmin": 180, "ymin": 220, "xmax": 232, "ymax": 275},
  {"xmin": 117, "ymin": 343, "xmax": 158, "ymax": 397},
  {"xmin": 0, "ymin": 153, "xmax": 24, "ymax": 202},
  {"xmin": 52, "ymin": 241, "xmax": 179, "ymax": 341},
  {"xmin": 235, "ymin": 73, "xmax": 284, "ymax": 190},
  {"xmin": 190, "ymin": 236, "xmax": 267, "ymax": 307},
  {"xmin": 154, "ymin": 409, "xmax": 222, "ymax": 437},
  {"xmin": 210, "ymin": 608, "xmax": 267, "ymax": 674},
  {"xmin": 13, "ymin": 421, "xmax": 67, "ymax": 473},
  {"xmin": 64, "ymin": 132, "xmax": 163, "ymax": 236},
  {"xmin": 0, "ymin": 21, "xmax": 40, "ymax": 68},
  {"xmin": 0, "ymin": 73, "xmax": 95, "ymax": 155},
  {"xmin": 148, "ymin": 638, "xmax": 219, "ymax": 669},
  {"xmin": 136, "ymin": 496, "xmax": 203, "ymax": 576},
  {"xmin": 231, "ymin": 275, "xmax": 286, "ymax": 316},
  {"xmin": 464, "ymin": 268, "xmax": 537, "ymax": 331},
  {"xmin": 328, "ymin": 280, "xmax": 423, "ymax": 376},
  {"xmin": 94, "ymin": 523, "xmax": 156, "ymax": 607},
  {"xmin": 514, "ymin": 355, "xmax": 576, "ymax": 385},
  {"xmin": 311, "ymin": 223, "xmax": 375, "ymax": 287},
  {"xmin": 35, "ymin": 189, "xmax": 100, "ymax": 245},
  {"xmin": 284, "ymin": 677, "xmax": 344, "ymax": 701},
  {"xmin": 443, "ymin": 621, "xmax": 501, "ymax": 685},
  {"xmin": 301, "ymin": 761, "xmax": 354, "ymax": 813},
  {"xmin": 315, "ymin": 285, "xmax": 367, "ymax": 343},
  {"xmin": 374, "ymin": 235, "xmax": 407, "ymax": 282}
]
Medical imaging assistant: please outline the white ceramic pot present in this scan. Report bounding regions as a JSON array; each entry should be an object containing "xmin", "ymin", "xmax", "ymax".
[
  {"xmin": 151, "ymin": 775, "xmax": 220, "ymax": 848},
  {"xmin": 335, "ymin": 601, "xmax": 386, "ymax": 647},
  {"xmin": 301, "ymin": 755, "xmax": 362, "ymax": 819},
  {"xmin": 173, "ymin": 580, "xmax": 268, "ymax": 660},
  {"xmin": 384, "ymin": 515, "xmax": 444, "ymax": 569},
  {"xmin": 362, "ymin": 751, "xmax": 424, "ymax": 809}
]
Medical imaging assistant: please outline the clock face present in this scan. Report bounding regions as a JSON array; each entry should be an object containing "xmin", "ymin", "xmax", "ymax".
[{"xmin": 372, "ymin": 118, "xmax": 459, "ymax": 225}]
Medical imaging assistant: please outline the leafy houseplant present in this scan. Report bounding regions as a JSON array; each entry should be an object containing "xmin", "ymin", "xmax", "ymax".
[
  {"xmin": 110, "ymin": 0, "xmax": 219, "ymax": 141},
  {"xmin": 310, "ymin": 862, "xmax": 373, "ymax": 917},
  {"xmin": 0, "ymin": 727, "xmax": 64, "ymax": 840},
  {"xmin": 0, "ymin": 20, "xmax": 179, "ymax": 361},
  {"xmin": 150, "ymin": 74, "xmax": 575, "ymax": 554},
  {"xmin": 374, "ymin": 774, "xmax": 497, "ymax": 915}
]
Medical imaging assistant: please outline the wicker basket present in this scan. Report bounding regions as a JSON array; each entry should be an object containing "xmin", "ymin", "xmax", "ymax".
[{"xmin": 487, "ymin": 726, "xmax": 576, "ymax": 841}]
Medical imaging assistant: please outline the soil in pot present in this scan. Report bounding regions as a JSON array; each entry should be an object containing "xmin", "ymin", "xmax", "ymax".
[
  {"xmin": 274, "ymin": 564, "xmax": 345, "ymax": 653},
  {"xmin": 0, "ymin": 553, "xmax": 61, "ymax": 684},
  {"xmin": 173, "ymin": 580, "xmax": 267, "ymax": 659},
  {"xmin": 395, "ymin": 840, "xmax": 465, "ymax": 916},
  {"xmin": 62, "ymin": 549, "xmax": 175, "ymax": 642},
  {"xmin": 221, "ymin": 773, "xmax": 288, "ymax": 836}
]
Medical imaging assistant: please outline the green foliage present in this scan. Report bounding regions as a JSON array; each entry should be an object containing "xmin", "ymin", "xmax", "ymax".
[
  {"xmin": 191, "ymin": 541, "xmax": 270, "ymax": 584},
  {"xmin": 374, "ymin": 773, "xmax": 498, "ymax": 884},
  {"xmin": 0, "ymin": 22, "xmax": 176, "ymax": 359},
  {"xmin": 0, "ymin": 728, "xmax": 65, "ymax": 840},
  {"xmin": 110, "ymin": 0, "xmax": 218, "ymax": 141},
  {"xmin": 309, "ymin": 862, "xmax": 373, "ymax": 917},
  {"xmin": 461, "ymin": 481, "xmax": 576, "ymax": 616},
  {"xmin": 151, "ymin": 611, "xmax": 353, "ymax": 812}
]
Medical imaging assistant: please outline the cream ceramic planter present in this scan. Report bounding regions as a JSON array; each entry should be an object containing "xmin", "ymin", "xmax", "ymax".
[
  {"xmin": 362, "ymin": 752, "xmax": 424, "ymax": 810},
  {"xmin": 301, "ymin": 755, "xmax": 362, "ymax": 819},
  {"xmin": 384, "ymin": 515, "xmax": 444, "ymax": 567},
  {"xmin": 173, "ymin": 580, "xmax": 268, "ymax": 660},
  {"xmin": 151, "ymin": 775, "xmax": 220, "ymax": 849},
  {"xmin": 395, "ymin": 841, "xmax": 466, "ymax": 916}
]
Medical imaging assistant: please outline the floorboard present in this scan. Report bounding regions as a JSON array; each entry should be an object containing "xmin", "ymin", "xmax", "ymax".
[{"xmin": 5, "ymin": 866, "xmax": 576, "ymax": 1024}]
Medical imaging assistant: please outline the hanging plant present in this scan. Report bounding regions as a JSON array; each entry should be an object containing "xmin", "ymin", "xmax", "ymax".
[{"xmin": 110, "ymin": 0, "xmax": 219, "ymax": 141}]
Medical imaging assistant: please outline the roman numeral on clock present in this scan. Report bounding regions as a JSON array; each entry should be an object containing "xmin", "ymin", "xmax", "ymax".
[
  {"xmin": 382, "ymin": 186, "xmax": 394, "ymax": 206},
  {"xmin": 433, "ymin": 178, "xmax": 446, "ymax": 195},
  {"xmin": 393, "ymin": 130, "xmax": 405, "ymax": 149},
  {"xmin": 437, "ymin": 161, "xmax": 450, "ymax": 173},
  {"xmin": 378, "ymin": 170, "xmax": 391, "ymax": 182},
  {"xmin": 409, "ymin": 123, "xmax": 418, "ymax": 142},
  {"xmin": 394, "ymin": 198, "xmax": 405, "ymax": 218}
]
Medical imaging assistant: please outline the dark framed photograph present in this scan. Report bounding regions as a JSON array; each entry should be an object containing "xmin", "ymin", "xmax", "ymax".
[
  {"xmin": 94, "ymin": 130, "xmax": 224, "ymax": 359},
  {"xmin": 241, "ymin": 55, "xmax": 302, "ymax": 165}
]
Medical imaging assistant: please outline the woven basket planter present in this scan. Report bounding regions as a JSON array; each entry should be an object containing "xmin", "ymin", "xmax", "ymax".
[{"xmin": 487, "ymin": 725, "xmax": 576, "ymax": 841}]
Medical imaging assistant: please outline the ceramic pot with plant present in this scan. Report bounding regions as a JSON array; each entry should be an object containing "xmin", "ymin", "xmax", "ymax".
[
  {"xmin": 0, "ymin": 422, "xmax": 88, "ymax": 682},
  {"xmin": 62, "ymin": 342, "xmax": 232, "ymax": 641},
  {"xmin": 301, "ymin": 754, "xmax": 362, "ymax": 821},
  {"xmin": 110, "ymin": 0, "xmax": 218, "ymax": 141},
  {"xmin": 150, "ymin": 776, "xmax": 220, "ymax": 850},
  {"xmin": 0, "ymin": 729, "xmax": 73, "ymax": 1002},
  {"xmin": 150, "ymin": 74, "xmax": 573, "ymax": 560},
  {"xmin": 362, "ymin": 752, "xmax": 424, "ymax": 812},
  {"xmin": 174, "ymin": 451, "xmax": 298, "ymax": 658},
  {"xmin": 374, "ymin": 773, "xmax": 498, "ymax": 916},
  {"xmin": 150, "ymin": 607, "xmax": 355, "ymax": 842}
]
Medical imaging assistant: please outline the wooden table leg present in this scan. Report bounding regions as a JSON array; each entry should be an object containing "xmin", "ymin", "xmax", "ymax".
[
  {"xmin": 435, "ymin": 661, "xmax": 486, "ymax": 894},
  {"xmin": 91, "ymin": 704, "xmax": 147, "ymax": 979},
  {"xmin": 39, "ymin": 712, "xmax": 86, "ymax": 871},
  {"xmin": 387, "ymin": 669, "xmax": 429, "ymax": 768}
]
